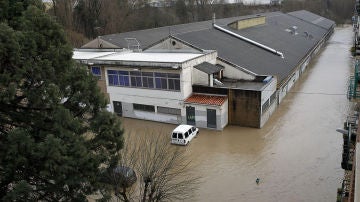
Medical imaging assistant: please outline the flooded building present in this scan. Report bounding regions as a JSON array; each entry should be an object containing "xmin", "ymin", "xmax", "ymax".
[
  {"xmin": 337, "ymin": 1, "xmax": 360, "ymax": 201},
  {"xmin": 74, "ymin": 10, "xmax": 334, "ymax": 129}
]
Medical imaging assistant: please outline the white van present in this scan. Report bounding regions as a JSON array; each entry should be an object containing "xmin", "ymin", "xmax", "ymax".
[{"xmin": 171, "ymin": 124, "xmax": 199, "ymax": 145}]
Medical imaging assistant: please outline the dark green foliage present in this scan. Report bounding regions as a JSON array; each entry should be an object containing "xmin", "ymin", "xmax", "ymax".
[{"xmin": 0, "ymin": 0, "xmax": 123, "ymax": 200}]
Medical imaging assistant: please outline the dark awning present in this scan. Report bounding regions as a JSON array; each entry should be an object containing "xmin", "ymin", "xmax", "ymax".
[{"xmin": 194, "ymin": 62, "xmax": 224, "ymax": 74}]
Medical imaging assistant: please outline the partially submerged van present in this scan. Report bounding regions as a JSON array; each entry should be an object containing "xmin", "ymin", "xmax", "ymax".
[{"xmin": 171, "ymin": 124, "xmax": 199, "ymax": 145}]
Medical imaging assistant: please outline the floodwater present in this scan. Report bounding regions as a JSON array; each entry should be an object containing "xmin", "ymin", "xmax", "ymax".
[{"xmin": 121, "ymin": 26, "xmax": 353, "ymax": 202}]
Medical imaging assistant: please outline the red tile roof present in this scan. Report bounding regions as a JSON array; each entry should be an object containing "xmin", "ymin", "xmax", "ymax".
[{"xmin": 184, "ymin": 94, "xmax": 227, "ymax": 106}]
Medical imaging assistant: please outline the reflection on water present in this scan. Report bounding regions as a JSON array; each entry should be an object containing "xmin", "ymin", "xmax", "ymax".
[{"xmin": 121, "ymin": 26, "xmax": 353, "ymax": 202}]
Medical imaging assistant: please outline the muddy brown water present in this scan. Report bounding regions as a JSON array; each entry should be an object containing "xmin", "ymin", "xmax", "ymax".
[{"xmin": 121, "ymin": 26, "xmax": 353, "ymax": 202}]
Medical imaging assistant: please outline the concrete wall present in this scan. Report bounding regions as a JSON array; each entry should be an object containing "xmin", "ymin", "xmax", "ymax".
[
  {"xmin": 229, "ymin": 16, "xmax": 266, "ymax": 30},
  {"xmin": 105, "ymin": 52, "xmax": 218, "ymax": 126},
  {"xmin": 106, "ymin": 66, "xmax": 184, "ymax": 123},
  {"xmin": 146, "ymin": 37, "xmax": 201, "ymax": 53},
  {"xmin": 261, "ymin": 78, "xmax": 277, "ymax": 106},
  {"xmin": 183, "ymin": 100, "xmax": 228, "ymax": 130},
  {"xmin": 193, "ymin": 68, "xmax": 209, "ymax": 86},
  {"xmin": 228, "ymin": 89, "xmax": 261, "ymax": 128},
  {"xmin": 221, "ymin": 100, "xmax": 229, "ymax": 129},
  {"xmin": 93, "ymin": 66, "xmax": 109, "ymax": 100},
  {"xmin": 217, "ymin": 59, "xmax": 255, "ymax": 80},
  {"xmin": 121, "ymin": 102, "xmax": 182, "ymax": 124},
  {"xmin": 260, "ymin": 78, "xmax": 277, "ymax": 128}
]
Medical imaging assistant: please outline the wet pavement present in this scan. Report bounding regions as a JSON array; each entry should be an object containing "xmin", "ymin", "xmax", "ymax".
[{"xmin": 121, "ymin": 25, "xmax": 353, "ymax": 202}]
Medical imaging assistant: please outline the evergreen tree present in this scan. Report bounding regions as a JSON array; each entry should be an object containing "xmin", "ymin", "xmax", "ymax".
[{"xmin": 0, "ymin": 0, "xmax": 123, "ymax": 200}]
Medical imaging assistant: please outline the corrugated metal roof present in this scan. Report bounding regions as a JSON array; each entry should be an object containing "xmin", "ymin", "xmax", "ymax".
[
  {"xmin": 185, "ymin": 94, "xmax": 227, "ymax": 106},
  {"xmin": 194, "ymin": 62, "xmax": 224, "ymax": 74}
]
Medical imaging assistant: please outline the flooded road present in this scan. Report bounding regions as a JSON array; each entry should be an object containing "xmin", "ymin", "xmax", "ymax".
[{"xmin": 121, "ymin": 26, "xmax": 353, "ymax": 201}]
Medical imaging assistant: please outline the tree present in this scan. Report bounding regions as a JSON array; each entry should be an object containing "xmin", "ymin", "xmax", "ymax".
[
  {"xmin": 175, "ymin": 0, "xmax": 188, "ymax": 23},
  {"xmin": 0, "ymin": 0, "xmax": 123, "ymax": 201},
  {"xmin": 106, "ymin": 131, "xmax": 200, "ymax": 202}
]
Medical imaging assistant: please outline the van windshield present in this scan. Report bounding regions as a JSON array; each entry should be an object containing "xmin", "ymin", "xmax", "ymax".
[{"xmin": 172, "ymin": 132, "xmax": 177, "ymax": 138}]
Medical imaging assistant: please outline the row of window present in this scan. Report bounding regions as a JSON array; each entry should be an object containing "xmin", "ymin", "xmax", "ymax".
[
  {"xmin": 107, "ymin": 70, "xmax": 180, "ymax": 91},
  {"xmin": 133, "ymin": 104, "xmax": 181, "ymax": 115}
]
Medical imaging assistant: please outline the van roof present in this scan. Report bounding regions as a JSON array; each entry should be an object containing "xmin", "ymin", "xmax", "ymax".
[{"xmin": 173, "ymin": 124, "xmax": 193, "ymax": 133}]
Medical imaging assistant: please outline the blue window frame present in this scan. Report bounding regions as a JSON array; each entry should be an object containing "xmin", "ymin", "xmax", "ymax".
[
  {"xmin": 91, "ymin": 66, "xmax": 102, "ymax": 79},
  {"xmin": 108, "ymin": 74, "xmax": 119, "ymax": 86},
  {"xmin": 168, "ymin": 73, "xmax": 180, "ymax": 91},
  {"xmin": 108, "ymin": 70, "xmax": 129, "ymax": 86},
  {"xmin": 155, "ymin": 73, "xmax": 167, "ymax": 89},
  {"xmin": 107, "ymin": 70, "xmax": 179, "ymax": 91},
  {"xmin": 142, "ymin": 72, "xmax": 154, "ymax": 88},
  {"xmin": 130, "ymin": 71, "xmax": 142, "ymax": 87},
  {"xmin": 119, "ymin": 71, "xmax": 130, "ymax": 86}
]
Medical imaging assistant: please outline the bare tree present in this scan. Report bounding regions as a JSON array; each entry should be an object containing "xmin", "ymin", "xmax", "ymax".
[{"xmin": 106, "ymin": 130, "xmax": 200, "ymax": 202}]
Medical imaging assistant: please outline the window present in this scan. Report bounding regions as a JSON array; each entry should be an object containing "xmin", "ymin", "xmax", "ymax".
[
  {"xmin": 184, "ymin": 132, "xmax": 189, "ymax": 138},
  {"xmin": 142, "ymin": 72, "xmax": 154, "ymax": 88},
  {"xmin": 108, "ymin": 70, "xmax": 119, "ymax": 86},
  {"xmin": 157, "ymin": 107, "xmax": 181, "ymax": 115},
  {"xmin": 155, "ymin": 73, "xmax": 168, "ymax": 90},
  {"xmin": 172, "ymin": 133, "xmax": 177, "ymax": 138},
  {"xmin": 91, "ymin": 66, "xmax": 101, "ymax": 79},
  {"xmin": 107, "ymin": 70, "xmax": 129, "ymax": 86},
  {"xmin": 191, "ymin": 127, "xmax": 196, "ymax": 132},
  {"xmin": 178, "ymin": 133, "xmax": 183, "ymax": 139},
  {"xmin": 168, "ymin": 73, "xmax": 180, "ymax": 91},
  {"xmin": 188, "ymin": 129, "xmax": 192, "ymax": 135},
  {"xmin": 130, "ymin": 71, "xmax": 142, "ymax": 87},
  {"xmin": 270, "ymin": 92, "xmax": 277, "ymax": 104},
  {"xmin": 133, "ymin": 103, "xmax": 155, "ymax": 112},
  {"xmin": 119, "ymin": 71, "xmax": 130, "ymax": 86},
  {"xmin": 107, "ymin": 70, "xmax": 180, "ymax": 91},
  {"xmin": 262, "ymin": 99, "xmax": 270, "ymax": 114}
]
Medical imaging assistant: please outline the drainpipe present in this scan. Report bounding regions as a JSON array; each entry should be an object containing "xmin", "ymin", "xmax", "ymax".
[
  {"xmin": 213, "ymin": 24, "xmax": 284, "ymax": 58},
  {"xmin": 212, "ymin": 13, "xmax": 216, "ymax": 25},
  {"xmin": 210, "ymin": 74, "xmax": 214, "ymax": 87}
]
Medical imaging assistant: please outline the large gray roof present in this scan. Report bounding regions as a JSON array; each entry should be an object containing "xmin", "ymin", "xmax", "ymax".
[
  {"xmin": 288, "ymin": 10, "xmax": 335, "ymax": 30},
  {"xmin": 84, "ymin": 11, "xmax": 335, "ymax": 84}
]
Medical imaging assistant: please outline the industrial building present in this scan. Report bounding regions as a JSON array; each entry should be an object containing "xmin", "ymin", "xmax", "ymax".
[{"xmin": 74, "ymin": 10, "xmax": 335, "ymax": 130}]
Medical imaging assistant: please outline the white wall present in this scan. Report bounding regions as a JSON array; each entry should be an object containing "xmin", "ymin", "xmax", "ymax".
[
  {"xmin": 184, "ymin": 99, "xmax": 228, "ymax": 130},
  {"xmin": 104, "ymin": 52, "xmax": 218, "ymax": 125},
  {"xmin": 261, "ymin": 77, "xmax": 277, "ymax": 105},
  {"xmin": 220, "ymin": 100, "xmax": 229, "ymax": 129},
  {"xmin": 192, "ymin": 68, "xmax": 209, "ymax": 85},
  {"xmin": 146, "ymin": 37, "xmax": 201, "ymax": 53},
  {"xmin": 217, "ymin": 59, "xmax": 255, "ymax": 80}
]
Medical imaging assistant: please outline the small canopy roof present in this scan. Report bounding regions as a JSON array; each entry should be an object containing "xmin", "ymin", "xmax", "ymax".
[
  {"xmin": 194, "ymin": 62, "xmax": 224, "ymax": 74},
  {"xmin": 185, "ymin": 94, "xmax": 227, "ymax": 106}
]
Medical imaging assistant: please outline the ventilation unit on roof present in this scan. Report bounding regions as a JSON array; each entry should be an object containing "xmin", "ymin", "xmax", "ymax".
[
  {"xmin": 289, "ymin": 26, "xmax": 298, "ymax": 35},
  {"xmin": 125, "ymin": 38, "xmax": 141, "ymax": 51}
]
